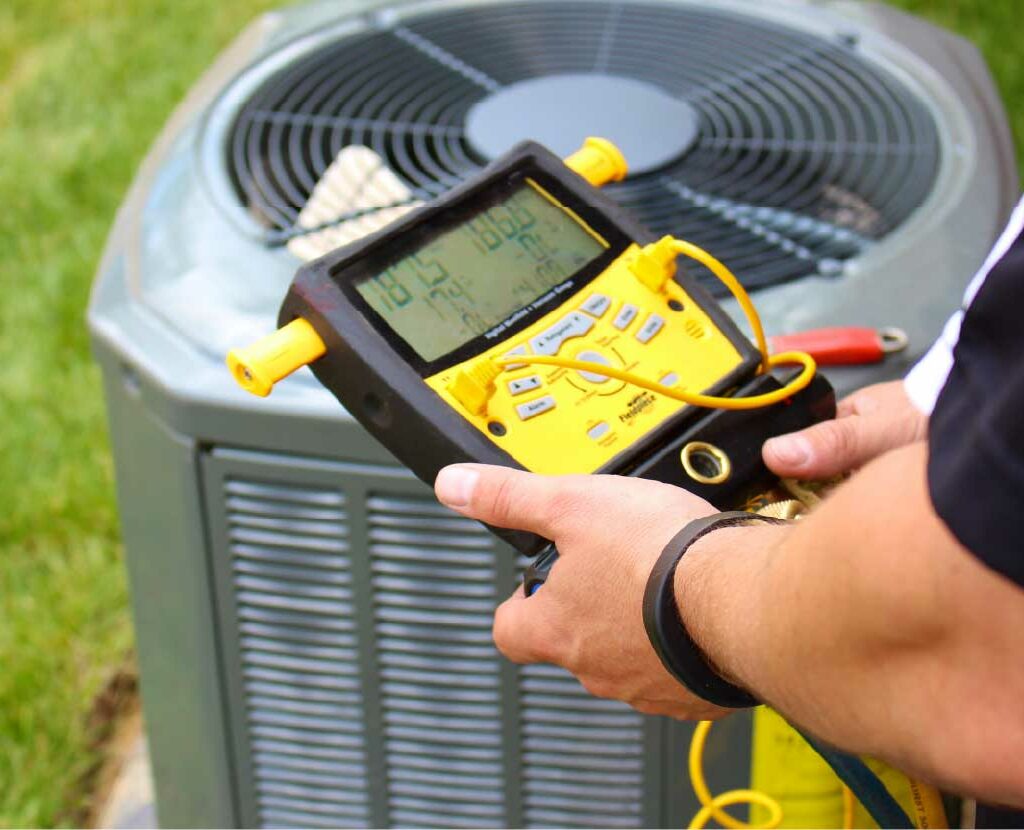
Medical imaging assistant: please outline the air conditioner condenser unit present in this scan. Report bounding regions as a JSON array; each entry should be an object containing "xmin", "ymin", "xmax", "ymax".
[{"xmin": 88, "ymin": 0, "xmax": 1016, "ymax": 826}]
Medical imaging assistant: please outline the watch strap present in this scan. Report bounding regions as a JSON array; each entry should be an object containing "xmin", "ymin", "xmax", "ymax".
[{"xmin": 643, "ymin": 511, "xmax": 787, "ymax": 708}]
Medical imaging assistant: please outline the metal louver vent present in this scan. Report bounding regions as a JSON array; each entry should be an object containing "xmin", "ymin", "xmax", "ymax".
[
  {"xmin": 520, "ymin": 664, "xmax": 646, "ymax": 828},
  {"xmin": 227, "ymin": 0, "xmax": 940, "ymax": 293},
  {"xmin": 225, "ymin": 478, "xmax": 373, "ymax": 829},
  {"xmin": 368, "ymin": 493, "xmax": 507, "ymax": 828}
]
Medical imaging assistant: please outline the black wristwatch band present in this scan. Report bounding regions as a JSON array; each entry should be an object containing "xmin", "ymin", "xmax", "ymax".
[{"xmin": 642, "ymin": 511, "xmax": 787, "ymax": 708}]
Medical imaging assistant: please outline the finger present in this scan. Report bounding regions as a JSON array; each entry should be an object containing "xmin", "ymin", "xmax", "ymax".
[
  {"xmin": 434, "ymin": 464, "xmax": 574, "ymax": 538},
  {"xmin": 762, "ymin": 415, "xmax": 880, "ymax": 478},
  {"xmin": 761, "ymin": 417, "xmax": 867, "ymax": 478},
  {"xmin": 835, "ymin": 395, "xmax": 862, "ymax": 419},
  {"xmin": 492, "ymin": 588, "xmax": 562, "ymax": 665},
  {"xmin": 836, "ymin": 379, "xmax": 913, "ymax": 419}
]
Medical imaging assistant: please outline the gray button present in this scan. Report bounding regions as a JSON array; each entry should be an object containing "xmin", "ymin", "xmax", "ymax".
[
  {"xmin": 508, "ymin": 375, "xmax": 542, "ymax": 396},
  {"xmin": 587, "ymin": 421, "xmax": 610, "ymax": 440},
  {"xmin": 659, "ymin": 372, "xmax": 679, "ymax": 387},
  {"xmin": 575, "ymin": 350, "xmax": 612, "ymax": 384},
  {"xmin": 516, "ymin": 395, "xmax": 556, "ymax": 420},
  {"xmin": 636, "ymin": 313, "xmax": 665, "ymax": 344},
  {"xmin": 613, "ymin": 303, "xmax": 639, "ymax": 330},
  {"xmin": 529, "ymin": 311, "xmax": 594, "ymax": 356},
  {"xmin": 581, "ymin": 293, "xmax": 611, "ymax": 318},
  {"xmin": 503, "ymin": 344, "xmax": 528, "ymax": 370}
]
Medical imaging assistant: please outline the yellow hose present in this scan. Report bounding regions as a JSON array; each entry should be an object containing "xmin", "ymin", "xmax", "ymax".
[
  {"xmin": 496, "ymin": 351, "xmax": 816, "ymax": 410},
  {"xmin": 670, "ymin": 238, "xmax": 771, "ymax": 371},
  {"xmin": 688, "ymin": 721, "xmax": 784, "ymax": 830}
]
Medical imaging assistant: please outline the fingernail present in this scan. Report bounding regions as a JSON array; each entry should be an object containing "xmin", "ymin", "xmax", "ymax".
[
  {"xmin": 765, "ymin": 436, "xmax": 811, "ymax": 468},
  {"xmin": 435, "ymin": 465, "xmax": 480, "ymax": 508}
]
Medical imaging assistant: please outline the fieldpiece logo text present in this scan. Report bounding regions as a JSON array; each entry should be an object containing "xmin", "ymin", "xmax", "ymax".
[{"xmin": 619, "ymin": 391, "xmax": 655, "ymax": 424}]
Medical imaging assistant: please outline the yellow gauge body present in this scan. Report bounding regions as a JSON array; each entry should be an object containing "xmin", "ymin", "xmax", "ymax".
[
  {"xmin": 425, "ymin": 241, "xmax": 745, "ymax": 475},
  {"xmin": 226, "ymin": 137, "xmax": 793, "ymax": 488}
]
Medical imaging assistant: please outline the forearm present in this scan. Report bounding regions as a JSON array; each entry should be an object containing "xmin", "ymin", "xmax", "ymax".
[{"xmin": 677, "ymin": 441, "xmax": 1024, "ymax": 804}]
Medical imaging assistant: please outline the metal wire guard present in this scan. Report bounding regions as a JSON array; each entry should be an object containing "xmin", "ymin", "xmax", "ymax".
[{"xmin": 227, "ymin": 1, "xmax": 940, "ymax": 292}]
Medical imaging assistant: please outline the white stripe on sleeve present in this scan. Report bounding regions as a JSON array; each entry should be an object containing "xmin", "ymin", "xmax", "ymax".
[{"xmin": 904, "ymin": 196, "xmax": 1024, "ymax": 414}]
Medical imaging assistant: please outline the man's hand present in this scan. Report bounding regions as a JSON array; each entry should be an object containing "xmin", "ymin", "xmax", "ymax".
[
  {"xmin": 434, "ymin": 464, "xmax": 730, "ymax": 720},
  {"xmin": 762, "ymin": 380, "xmax": 927, "ymax": 478}
]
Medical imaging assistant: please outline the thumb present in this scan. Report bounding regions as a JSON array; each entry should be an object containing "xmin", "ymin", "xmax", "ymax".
[
  {"xmin": 434, "ymin": 463, "xmax": 571, "ymax": 538},
  {"xmin": 762, "ymin": 415, "xmax": 903, "ymax": 479}
]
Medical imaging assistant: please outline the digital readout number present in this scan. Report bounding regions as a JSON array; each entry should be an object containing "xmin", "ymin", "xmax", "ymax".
[
  {"xmin": 369, "ymin": 193, "xmax": 569, "ymax": 314},
  {"xmin": 357, "ymin": 183, "xmax": 604, "ymax": 361}
]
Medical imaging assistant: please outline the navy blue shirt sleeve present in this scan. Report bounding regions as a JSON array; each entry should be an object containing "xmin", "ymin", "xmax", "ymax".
[{"xmin": 928, "ymin": 229, "xmax": 1024, "ymax": 586}]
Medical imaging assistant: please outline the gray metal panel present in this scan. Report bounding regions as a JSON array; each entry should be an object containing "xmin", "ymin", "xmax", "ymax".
[
  {"xmin": 98, "ymin": 356, "xmax": 237, "ymax": 828},
  {"xmin": 101, "ymin": 341, "xmax": 759, "ymax": 830},
  {"xmin": 518, "ymin": 663, "xmax": 649, "ymax": 828},
  {"xmin": 201, "ymin": 445, "xmax": 726, "ymax": 828},
  {"xmin": 202, "ymin": 448, "xmax": 390, "ymax": 827},
  {"xmin": 367, "ymin": 492, "xmax": 508, "ymax": 827}
]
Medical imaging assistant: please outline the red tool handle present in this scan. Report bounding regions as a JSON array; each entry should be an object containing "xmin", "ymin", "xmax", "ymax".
[{"xmin": 769, "ymin": 327, "xmax": 907, "ymax": 366}]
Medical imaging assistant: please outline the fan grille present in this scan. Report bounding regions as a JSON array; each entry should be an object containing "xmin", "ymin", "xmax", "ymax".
[{"xmin": 227, "ymin": 0, "xmax": 940, "ymax": 292}]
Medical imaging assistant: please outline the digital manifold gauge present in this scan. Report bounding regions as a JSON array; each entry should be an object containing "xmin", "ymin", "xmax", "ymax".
[{"xmin": 230, "ymin": 139, "xmax": 835, "ymax": 586}]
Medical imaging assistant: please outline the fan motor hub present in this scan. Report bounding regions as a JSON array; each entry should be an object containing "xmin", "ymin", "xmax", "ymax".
[{"xmin": 465, "ymin": 73, "xmax": 700, "ymax": 176}]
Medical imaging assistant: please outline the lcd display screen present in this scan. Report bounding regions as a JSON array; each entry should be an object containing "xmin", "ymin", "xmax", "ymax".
[{"xmin": 355, "ymin": 180, "xmax": 608, "ymax": 362}]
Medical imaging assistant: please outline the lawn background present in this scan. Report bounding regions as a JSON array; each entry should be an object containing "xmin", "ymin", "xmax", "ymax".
[{"xmin": 1, "ymin": 0, "xmax": 1021, "ymax": 826}]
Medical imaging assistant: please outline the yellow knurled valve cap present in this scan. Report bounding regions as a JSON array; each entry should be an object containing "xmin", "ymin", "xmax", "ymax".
[
  {"xmin": 564, "ymin": 137, "xmax": 628, "ymax": 187},
  {"xmin": 447, "ymin": 357, "xmax": 502, "ymax": 415},
  {"xmin": 227, "ymin": 318, "xmax": 327, "ymax": 397},
  {"xmin": 630, "ymin": 236, "xmax": 680, "ymax": 292}
]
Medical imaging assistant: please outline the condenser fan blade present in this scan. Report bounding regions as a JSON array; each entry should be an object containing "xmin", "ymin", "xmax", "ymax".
[
  {"xmin": 227, "ymin": 1, "xmax": 939, "ymax": 293},
  {"xmin": 669, "ymin": 44, "xmax": 938, "ymax": 232},
  {"xmin": 231, "ymin": 28, "xmax": 486, "ymax": 229}
]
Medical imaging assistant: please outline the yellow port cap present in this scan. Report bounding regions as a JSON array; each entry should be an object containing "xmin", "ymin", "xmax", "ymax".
[
  {"xmin": 630, "ymin": 236, "xmax": 680, "ymax": 293},
  {"xmin": 564, "ymin": 137, "xmax": 629, "ymax": 187},
  {"xmin": 227, "ymin": 318, "xmax": 327, "ymax": 397},
  {"xmin": 447, "ymin": 356, "xmax": 502, "ymax": 415}
]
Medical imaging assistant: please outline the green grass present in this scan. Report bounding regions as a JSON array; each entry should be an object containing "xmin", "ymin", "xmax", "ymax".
[
  {"xmin": 0, "ymin": 0, "xmax": 1020, "ymax": 826},
  {"xmin": 0, "ymin": 2, "xmax": 280, "ymax": 826},
  {"xmin": 890, "ymin": 1, "xmax": 1024, "ymax": 155}
]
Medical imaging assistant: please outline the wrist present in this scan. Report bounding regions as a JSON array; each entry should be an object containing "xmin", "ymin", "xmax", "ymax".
[{"xmin": 673, "ymin": 522, "xmax": 790, "ymax": 697}]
